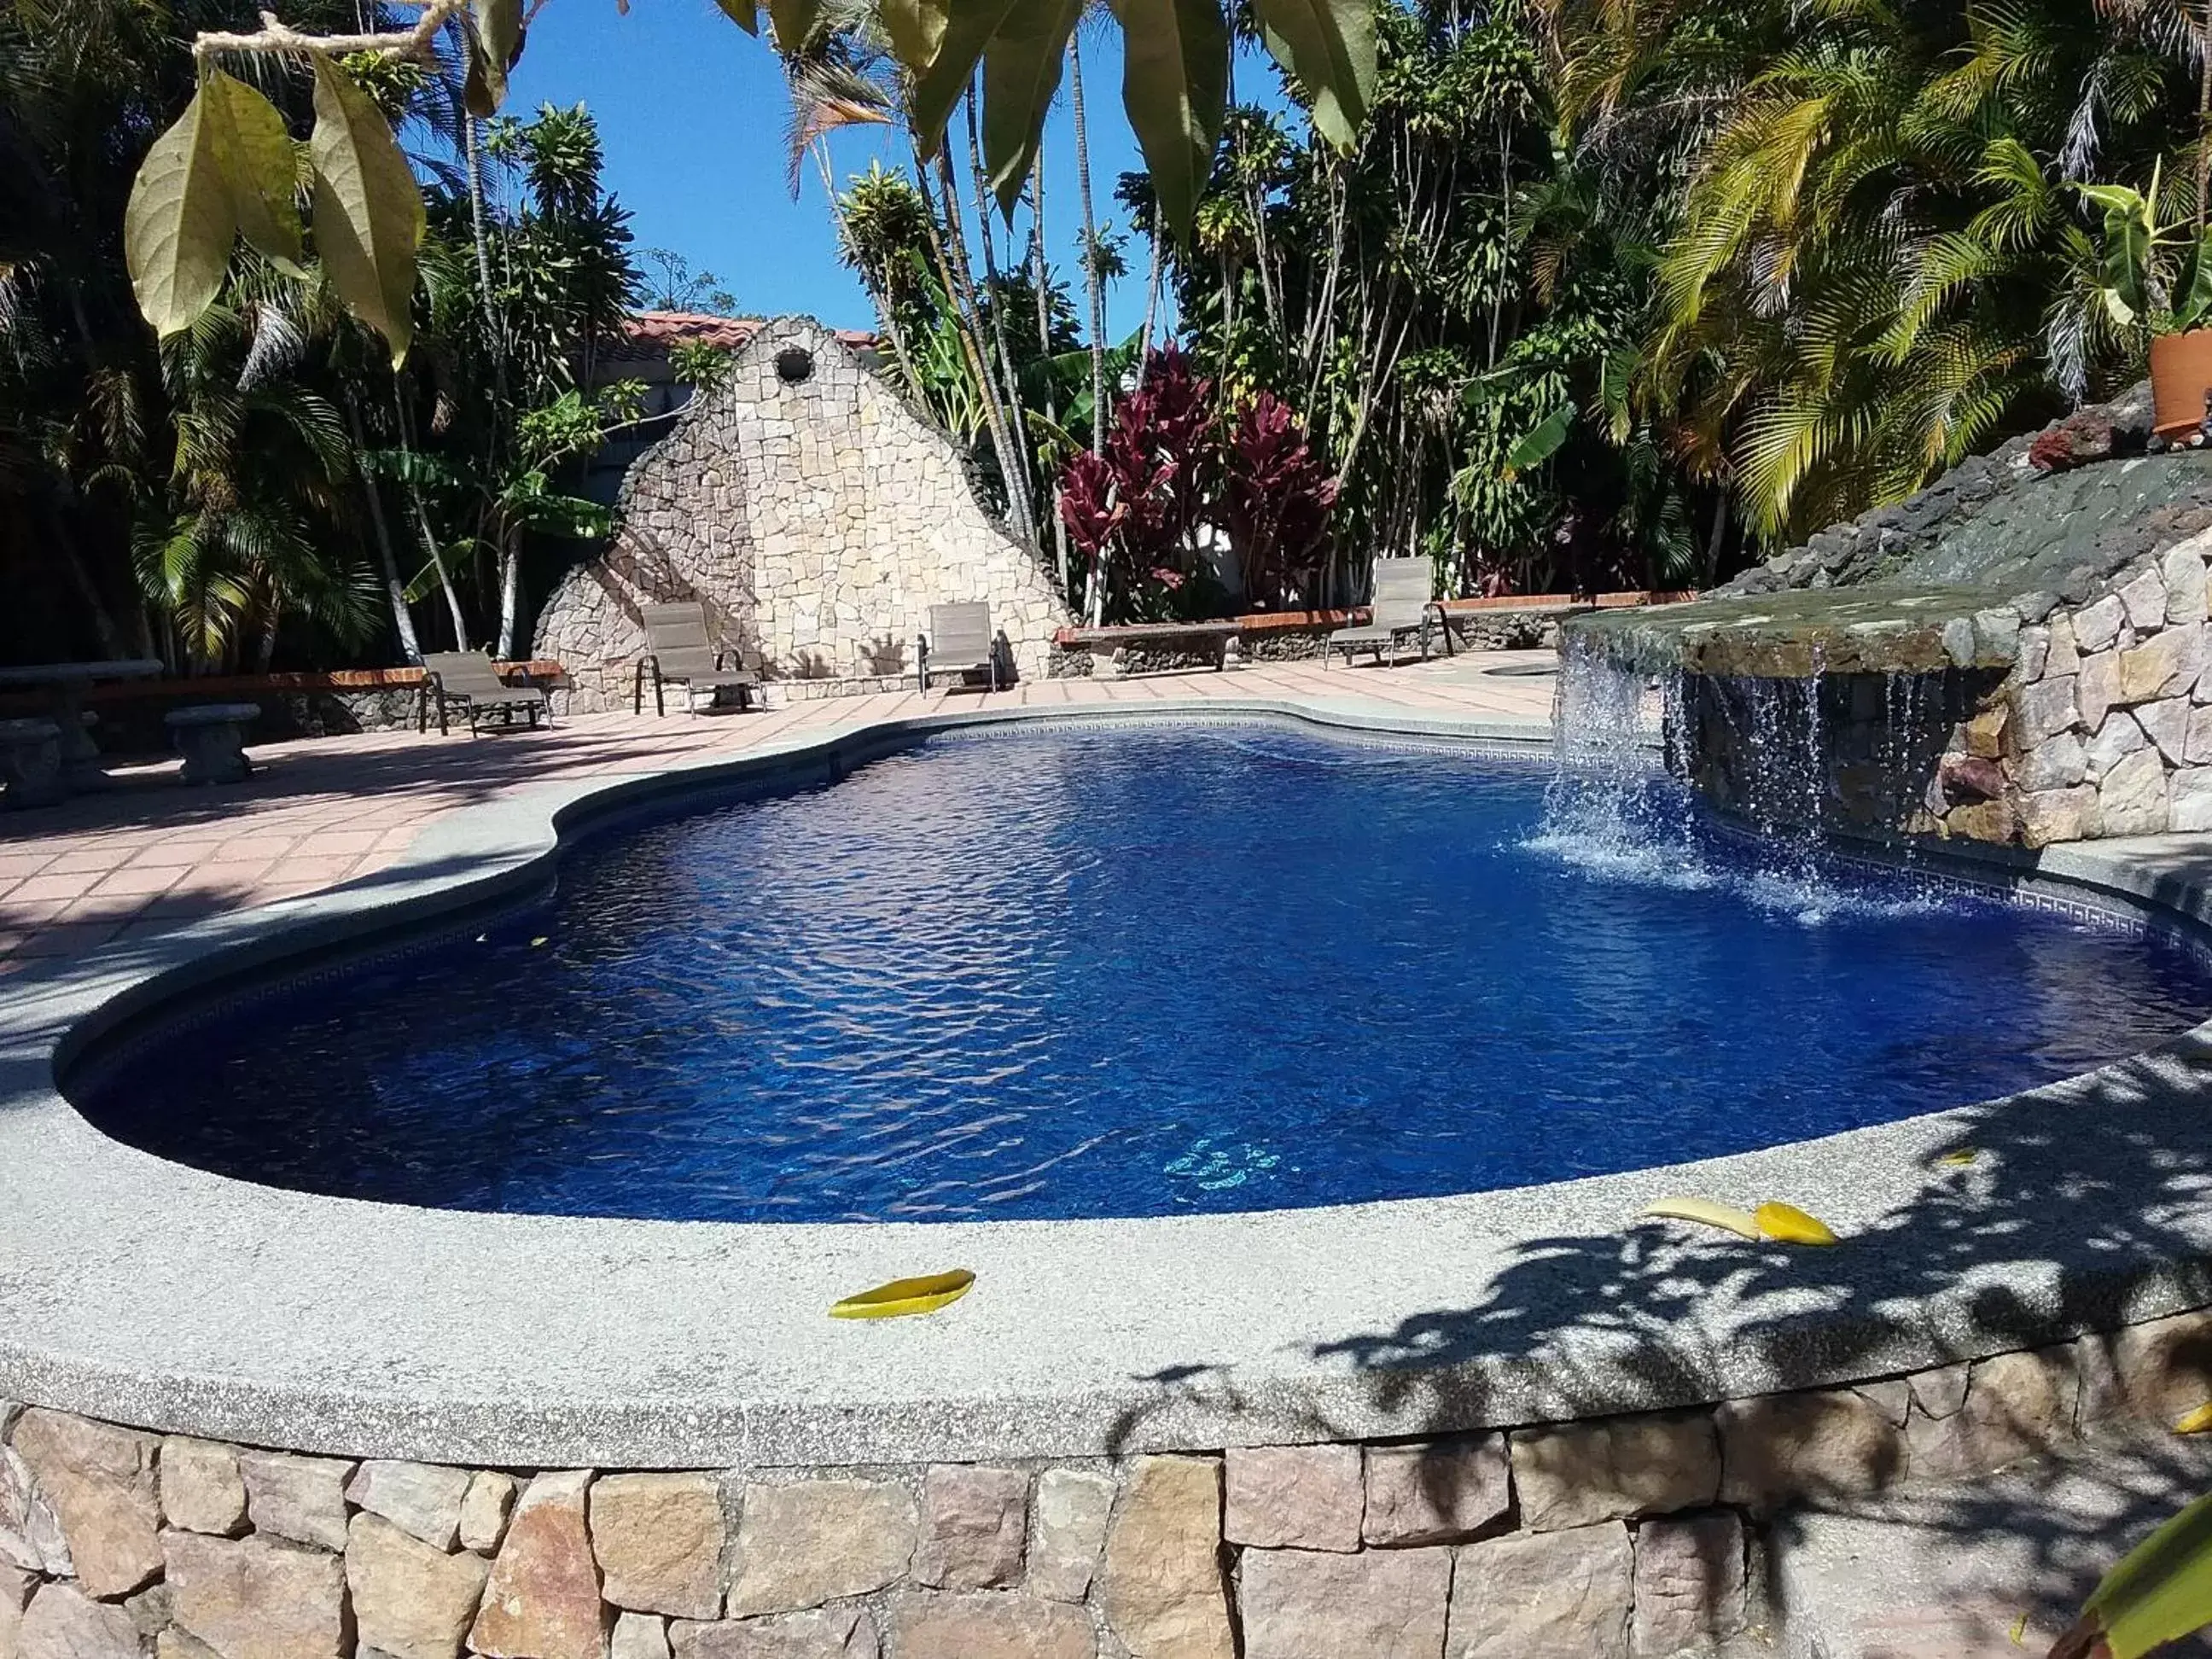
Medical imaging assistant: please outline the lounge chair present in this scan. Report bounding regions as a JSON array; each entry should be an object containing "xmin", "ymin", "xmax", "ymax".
[
  {"xmin": 634, "ymin": 602, "xmax": 757, "ymax": 714},
  {"xmin": 418, "ymin": 651, "xmax": 551, "ymax": 736},
  {"xmin": 916, "ymin": 602, "xmax": 1004, "ymax": 693},
  {"xmin": 1326, "ymin": 559, "xmax": 1446, "ymax": 667}
]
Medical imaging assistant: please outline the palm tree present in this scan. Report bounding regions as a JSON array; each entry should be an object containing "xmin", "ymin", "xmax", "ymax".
[
  {"xmin": 137, "ymin": 286, "xmax": 381, "ymax": 670},
  {"xmin": 1561, "ymin": 0, "xmax": 2191, "ymax": 540}
]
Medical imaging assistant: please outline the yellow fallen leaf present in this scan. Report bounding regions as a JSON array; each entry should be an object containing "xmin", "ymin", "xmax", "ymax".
[
  {"xmin": 1641, "ymin": 1196, "xmax": 1761, "ymax": 1241},
  {"xmin": 531, "ymin": 935, "xmax": 550, "ymax": 947},
  {"xmin": 2174, "ymin": 1404, "xmax": 2212, "ymax": 1435},
  {"xmin": 829, "ymin": 1268, "xmax": 975, "ymax": 1320},
  {"xmin": 1938, "ymin": 1148, "xmax": 1978, "ymax": 1167},
  {"xmin": 1756, "ymin": 1201, "xmax": 1840, "ymax": 1245},
  {"xmin": 2010, "ymin": 1610, "xmax": 2029, "ymax": 1645}
]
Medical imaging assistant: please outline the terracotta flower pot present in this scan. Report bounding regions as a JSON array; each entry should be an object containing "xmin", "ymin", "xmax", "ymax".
[{"xmin": 2151, "ymin": 329, "xmax": 2212, "ymax": 438}]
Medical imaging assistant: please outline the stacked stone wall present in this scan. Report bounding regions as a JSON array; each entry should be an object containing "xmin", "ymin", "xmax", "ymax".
[
  {"xmin": 533, "ymin": 319, "xmax": 1071, "ymax": 711},
  {"xmin": 8, "ymin": 1307, "xmax": 2212, "ymax": 1658},
  {"xmin": 1930, "ymin": 528, "xmax": 2212, "ymax": 845},
  {"xmin": 1687, "ymin": 527, "xmax": 2212, "ymax": 848}
]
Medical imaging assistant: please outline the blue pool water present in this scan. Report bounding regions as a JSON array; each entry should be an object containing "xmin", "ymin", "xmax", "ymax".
[{"xmin": 76, "ymin": 725, "xmax": 2212, "ymax": 1222}]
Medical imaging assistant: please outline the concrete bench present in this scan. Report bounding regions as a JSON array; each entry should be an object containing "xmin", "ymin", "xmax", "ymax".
[
  {"xmin": 1062, "ymin": 621, "xmax": 1242, "ymax": 678},
  {"xmin": 0, "ymin": 718, "xmax": 64, "ymax": 809},
  {"xmin": 166, "ymin": 702, "xmax": 260, "ymax": 785}
]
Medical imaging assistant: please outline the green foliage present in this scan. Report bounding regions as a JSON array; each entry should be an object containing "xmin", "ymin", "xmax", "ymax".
[
  {"xmin": 1602, "ymin": 0, "xmax": 2190, "ymax": 541},
  {"xmin": 9, "ymin": 2, "xmax": 640, "ymax": 672},
  {"xmin": 640, "ymin": 250, "xmax": 739, "ymax": 315},
  {"xmin": 669, "ymin": 341, "xmax": 738, "ymax": 392},
  {"xmin": 2077, "ymin": 164, "xmax": 2212, "ymax": 335},
  {"xmin": 308, "ymin": 55, "xmax": 426, "ymax": 367},
  {"xmin": 2055, "ymin": 1488, "xmax": 2212, "ymax": 1659}
]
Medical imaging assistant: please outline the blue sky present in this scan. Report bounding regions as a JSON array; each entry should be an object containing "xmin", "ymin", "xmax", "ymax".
[{"xmin": 506, "ymin": 0, "xmax": 1174, "ymax": 339}]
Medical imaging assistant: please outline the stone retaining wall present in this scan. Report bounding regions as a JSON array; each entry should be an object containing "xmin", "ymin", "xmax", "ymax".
[
  {"xmin": 1928, "ymin": 528, "xmax": 2212, "ymax": 845},
  {"xmin": 8, "ymin": 1307, "xmax": 2210, "ymax": 1659},
  {"xmin": 1679, "ymin": 525, "xmax": 2212, "ymax": 848},
  {"xmin": 533, "ymin": 319, "xmax": 1071, "ymax": 713}
]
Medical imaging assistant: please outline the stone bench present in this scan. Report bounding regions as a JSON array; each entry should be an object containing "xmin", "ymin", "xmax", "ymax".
[
  {"xmin": 1062, "ymin": 621, "xmax": 1242, "ymax": 678},
  {"xmin": 0, "ymin": 717, "xmax": 64, "ymax": 809},
  {"xmin": 166, "ymin": 702, "xmax": 261, "ymax": 786}
]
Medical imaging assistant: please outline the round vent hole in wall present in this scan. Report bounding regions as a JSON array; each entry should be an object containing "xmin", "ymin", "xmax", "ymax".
[{"xmin": 775, "ymin": 347, "xmax": 815, "ymax": 385}]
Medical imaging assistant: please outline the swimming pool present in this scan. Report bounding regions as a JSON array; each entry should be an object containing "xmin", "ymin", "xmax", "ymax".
[{"xmin": 75, "ymin": 724, "xmax": 2212, "ymax": 1222}]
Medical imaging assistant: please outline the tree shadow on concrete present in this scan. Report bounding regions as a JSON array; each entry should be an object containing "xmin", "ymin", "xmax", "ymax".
[{"xmin": 1101, "ymin": 1027, "xmax": 2212, "ymax": 1644}]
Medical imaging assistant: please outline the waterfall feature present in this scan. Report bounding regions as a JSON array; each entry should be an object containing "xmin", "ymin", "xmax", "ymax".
[{"xmin": 1535, "ymin": 637, "xmax": 1953, "ymax": 923}]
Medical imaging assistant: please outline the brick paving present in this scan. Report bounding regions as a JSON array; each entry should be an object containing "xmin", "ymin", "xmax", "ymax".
[{"xmin": 0, "ymin": 652, "xmax": 1554, "ymax": 967}]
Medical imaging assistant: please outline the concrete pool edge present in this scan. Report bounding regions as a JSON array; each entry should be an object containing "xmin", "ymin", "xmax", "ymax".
[{"xmin": 4, "ymin": 693, "xmax": 2212, "ymax": 1470}]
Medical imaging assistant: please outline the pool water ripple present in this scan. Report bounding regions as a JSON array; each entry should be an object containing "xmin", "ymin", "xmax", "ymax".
[{"xmin": 75, "ymin": 725, "xmax": 2212, "ymax": 1222}]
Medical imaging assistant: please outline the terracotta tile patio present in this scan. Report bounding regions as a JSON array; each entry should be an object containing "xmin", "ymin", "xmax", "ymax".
[{"xmin": 0, "ymin": 652, "xmax": 1555, "ymax": 968}]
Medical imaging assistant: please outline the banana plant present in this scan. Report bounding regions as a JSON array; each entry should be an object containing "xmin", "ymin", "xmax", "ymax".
[
  {"xmin": 2076, "ymin": 162, "xmax": 2212, "ymax": 335},
  {"xmin": 2052, "ymin": 1487, "xmax": 2212, "ymax": 1658}
]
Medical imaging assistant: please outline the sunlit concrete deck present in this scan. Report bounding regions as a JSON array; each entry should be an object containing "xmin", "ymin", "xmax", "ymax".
[{"xmin": 0, "ymin": 652, "xmax": 1555, "ymax": 967}]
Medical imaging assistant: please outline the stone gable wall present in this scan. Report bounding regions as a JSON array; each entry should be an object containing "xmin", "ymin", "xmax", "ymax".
[
  {"xmin": 6, "ymin": 1305, "xmax": 2212, "ymax": 1657},
  {"xmin": 534, "ymin": 318, "xmax": 1070, "ymax": 711}
]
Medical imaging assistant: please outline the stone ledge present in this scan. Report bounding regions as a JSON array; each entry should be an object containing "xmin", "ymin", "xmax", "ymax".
[
  {"xmin": 3, "ymin": 700, "xmax": 2211, "ymax": 1480},
  {"xmin": 8, "ymin": 1315, "xmax": 2203, "ymax": 1659}
]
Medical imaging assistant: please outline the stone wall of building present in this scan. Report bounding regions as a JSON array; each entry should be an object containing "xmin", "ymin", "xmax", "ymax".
[
  {"xmin": 533, "ymin": 319, "xmax": 1071, "ymax": 712},
  {"xmin": 6, "ymin": 1306, "xmax": 2211, "ymax": 1659}
]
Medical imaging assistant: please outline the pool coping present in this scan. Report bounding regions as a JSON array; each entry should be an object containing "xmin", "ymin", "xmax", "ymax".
[{"xmin": 5, "ymin": 692, "xmax": 2212, "ymax": 1469}]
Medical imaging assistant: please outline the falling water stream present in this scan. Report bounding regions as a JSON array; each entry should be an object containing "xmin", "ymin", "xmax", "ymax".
[{"xmin": 1535, "ymin": 639, "xmax": 1938, "ymax": 925}]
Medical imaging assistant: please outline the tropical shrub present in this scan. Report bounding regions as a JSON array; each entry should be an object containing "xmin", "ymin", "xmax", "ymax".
[
  {"xmin": 1222, "ymin": 392, "xmax": 1337, "ymax": 609},
  {"xmin": 1057, "ymin": 349, "xmax": 1339, "ymax": 621}
]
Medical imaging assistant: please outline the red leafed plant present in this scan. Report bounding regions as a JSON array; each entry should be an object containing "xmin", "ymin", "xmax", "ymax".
[
  {"xmin": 1059, "ymin": 352, "xmax": 1338, "ymax": 620},
  {"xmin": 1221, "ymin": 392, "xmax": 1337, "ymax": 608},
  {"xmin": 1058, "ymin": 348, "xmax": 1222, "ymax": 621}
]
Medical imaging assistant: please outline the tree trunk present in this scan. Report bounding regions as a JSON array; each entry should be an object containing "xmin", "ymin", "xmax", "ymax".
[
  {"xmin": 1028, "ymin": 155, "xmax": 1074, "ymax": 595},
  {"xmin": 1137, "ymin": 218, "xmax": 1165, "ymax": 385},
  {"xmin": 498, "ymin": 533, "xmax": 522, "ymax": 660},
  {"xmin": 343, "ymin": 392, "xmax": 422, "ymax": 664},
  {"xmin": 922, "ymin": 147, "xmax": 1038, "ymax": 547},
  {"xmin": 255, "ymin": 588, "xmax": 282, "ymax": 671},
  {"xmin": 1070, "ymin": 38, "xmax": 1109, "ymax": 457},
  {"xmin": 963, "ymin": 90, "xmax": 1039, "ymax": 544},
  {"xmin": 1069, "ymin": 38, "xmax": 1110, "ymax": 626},
  {"xmin": 2198, "ymin": 4, "xmax": 2212, "ymax": 236},
  {"xmin": 467, "ymin": 114, "xmax": 521, "ymax": 656},
  {"xmin": 391, "ymin": 386, "xmax": 470, "ymax": 649}
]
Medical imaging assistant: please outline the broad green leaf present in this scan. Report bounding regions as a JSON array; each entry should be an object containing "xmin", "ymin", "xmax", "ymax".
[
  {"xmin": 881, "ymin": 0, "xmax": 951, "ymax": 73},
  {"xmin": 463, "ymin": 0, "xmax": 526, "ymax": 116},
  {"xmin": 309, "ymin": 56, "xmax": 425, "ymax": 367},
  {"xmin": 911, "ymin": 0, "xmax": 1027, "ymax": 159},
  {"xmin": 713, "ymin": 0, "xmax": 760, "ymax": 30},
  {"xmin": 2103, "ymin": 201, "xmax": 2151, "ymax": 320},
  {"xmin": 2058, "ymin": 1487, "xmax": 2212, "ymax": 1658},
  {"xmin": 2178, "ymin": 232, "xmax": 2212, "ymax": 332},
  {"xmin": 1502, "ymin": 403, "xmax": 1574, "ymax": 479},
  {"xmin": 1252, "ymin": 0, "xmax": 1372, "ymax": 151},
  {"xmin": 2075, "ymin": 182, "xmax": 2147, "ymax": 217},
  {"xmin": 201, "ymin": 71, "xmax": 302, "ymax": 273},
  {"xmin": 1111, "ymin": 0, "xmax": 1227, "ymax": 242},
  {"xmin": 766, "ymin": 0, "xmax": 819, "ymax": 49},
  {"xmin": 124, "ymin": 87, "xmax": 236, "ymax": 339},
  {"xmin": 981, "ymin": 0, "xmax": 1082, "ymax": 213}
]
